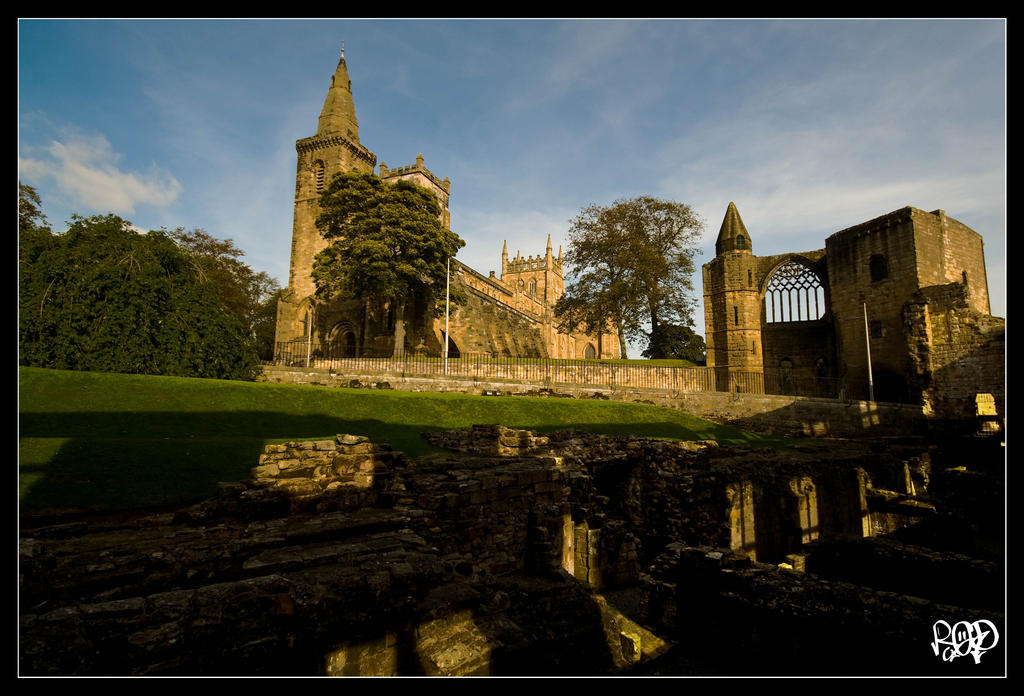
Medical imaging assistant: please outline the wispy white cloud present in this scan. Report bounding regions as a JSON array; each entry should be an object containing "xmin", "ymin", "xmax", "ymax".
[{"xmin": 19, "ymin": 132, "xmax": 181, "ymax": 215}]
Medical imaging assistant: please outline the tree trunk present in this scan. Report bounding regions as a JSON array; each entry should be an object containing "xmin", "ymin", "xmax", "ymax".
[
  {"xmin": 392, "ymin": 299, "xmax": 407, "ymax": 358},
  {"xmin": 615, "ymin": 317, "xmax": 628, "ymax": 359}
]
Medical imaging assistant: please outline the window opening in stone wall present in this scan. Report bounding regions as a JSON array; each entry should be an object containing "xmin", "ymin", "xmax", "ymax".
[
  {"xmin": 764, "ymin": 261, "xmax": 826, "ymax": 323},
  {"xmin": 314, "ymin": 162, "xmax": 325, "ymax": 193},
  {"xmin": 748, "ymin": 269, "xmax": 753, "ymax": 287},
  {"xmin": 584, "ymin": 343, "xmax": 596, "ymax": 360},
  {"xmin": 734, "ymin": 306, "xmax": 739, "ymax": 325},
  {"xmin": 870, "ymin": 255, "xmax": 888, "ymax": 282},
  {"xmin": 529, "ymin": 279, "xmax": 537, "ymax": 296},
  {"xmin": 736, "ymin": 235, "xmax": 747, "ymax": 250},
  {"xmin": 962, "ymin": 270, "xmax": 969, "ymax": 286}
]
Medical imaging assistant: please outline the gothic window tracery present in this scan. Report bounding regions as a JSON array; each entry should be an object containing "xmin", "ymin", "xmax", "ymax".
[{"xmin": 765, "ymin": 261, "xmax": 826, "ymax": 323}]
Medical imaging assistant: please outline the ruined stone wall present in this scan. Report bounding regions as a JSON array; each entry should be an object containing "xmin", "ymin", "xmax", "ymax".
[
  {"xmin": 910, "ymin": 209, "xmax": 990, "ymax": 314},
  {"xmin": 823, "ymin": 207, "xmax": 995, "ymax": 405},
  {"xmin": 638, "ymin": 544, "xmax": 1004, "ymax": 676},
  {"xmin": 760, "ymin": 320, "xmax": 835, "ymax": 395},
  {"xmin": 904, "ymin": 282, "xmax": 1005, "ymax": 422},
  {"xmin": 826, "ymin": 208, "xmax": 926, "ymax": 402},
  {"xmin": 20, "ymin": 427, "xmax": 1002, "ymax": 676}
]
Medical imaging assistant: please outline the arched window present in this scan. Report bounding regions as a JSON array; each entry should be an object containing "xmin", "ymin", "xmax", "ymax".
[
  {"xmin": 584, "ymin": 343, "xmax": 596, "ymax": 360},
  {"xmin": 313, "ymin": 161, "xmax": 326, "ymax": 193},
  {"xmin": 765, "ymin": 261, "xmax": 826, "ymax": 323},
  {"xmin": 736, "ymin": 235, "xmax": 747, "ymax": 250},
  {"xmin": 869, "ymin": 255, "xmax": 888, "ymax": 282},
  {"xmin": 529, "ymin": 279, "xmax": 537, "ymax": 296}
]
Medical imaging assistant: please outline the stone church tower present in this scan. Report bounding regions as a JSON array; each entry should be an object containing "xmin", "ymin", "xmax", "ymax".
[
  {"xmin": 702, "ymin": 202, "xmax": 764, "ymax": 373},
  {"xmin": 274, "ymin": 48, "xmax": 616, "ymax": 361},
  {"xmin": 275, "ymin": 49, "xmax": 452, "ymax": 349},
  {"xmin": 276, "ymin": 49, "xmax": 376, "ymax": 346}
]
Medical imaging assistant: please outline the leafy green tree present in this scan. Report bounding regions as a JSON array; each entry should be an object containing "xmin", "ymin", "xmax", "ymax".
[
  {"xmin": 19, "ymin": 182, "xmax": 49, "ymax": 233},
  {"xmin": 312, "ymin": 171, "xmax": 465, "ymax": 357},
  {"xmin": 170, "ymin": 228, "xmax": 282, "ymax": 360},
  {"xmin": 555, "ymin": 196, "xmax": 704, "ymax": 359},
  {"xmin": 19, "ymin": 214, "xmax": 260, "ymax": 380},
  {"xmin": 642, "ymin": 322, "xmax": 706, "ymax": 362}
]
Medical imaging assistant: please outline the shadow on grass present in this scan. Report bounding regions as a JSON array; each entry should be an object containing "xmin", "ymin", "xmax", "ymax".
[{"xmin": 19, "ymin": 410, "xmax": 779, "ymax": 513}]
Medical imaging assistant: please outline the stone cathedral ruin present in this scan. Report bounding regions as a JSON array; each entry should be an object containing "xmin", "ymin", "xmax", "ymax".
[{"xmin": 19, "ymin": 48, "xmax": 1005, "ymax": 677}]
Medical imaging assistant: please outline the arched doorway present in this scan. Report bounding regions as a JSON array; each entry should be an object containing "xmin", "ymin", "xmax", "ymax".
[
  {"xmin": 443, "ymin": 333, "xmax": 461, "ymax": 359},
  {"xmin": 327, "ymin": 322, "xmax": 359, "ymax": 358},
  {"xmin": 584, "ymin": 343, "xmax": 597, "ymax": 360},
  {"xmin": 342, "ymin": 331, "xmax": 356, "ymax": 358}
]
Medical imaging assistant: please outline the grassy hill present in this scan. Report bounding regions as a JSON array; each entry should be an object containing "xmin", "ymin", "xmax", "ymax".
[{"xmin": 19, "ymin": 367, "xmax": 782, "ymax": 513}]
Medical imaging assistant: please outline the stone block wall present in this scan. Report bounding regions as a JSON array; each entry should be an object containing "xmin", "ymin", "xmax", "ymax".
[{"xmin": 904, "ymin": 282, "xmax": 1005, "ymax": 422}]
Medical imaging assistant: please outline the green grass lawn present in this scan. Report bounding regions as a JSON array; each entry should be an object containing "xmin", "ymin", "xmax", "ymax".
[{"xmin": 19, "ymin": 367, "xmax": 782, "ymax": 513}]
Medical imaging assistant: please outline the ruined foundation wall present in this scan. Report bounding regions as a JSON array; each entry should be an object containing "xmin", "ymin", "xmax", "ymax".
[
  {"xmin": 904, "ymin": 282, "xmax": 1005, "ymax": 422},
  {"xmin": 261, "ymin": 365, "xmax": 929, "ymax": 439}
]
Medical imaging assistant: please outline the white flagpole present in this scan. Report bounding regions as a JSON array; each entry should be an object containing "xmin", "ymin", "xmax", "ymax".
[
  {"xmin": 306, "ymin": 304, "xmax": 313, "ymax": 368},
  {"xmin": 863, "ymin": 302, "xmax": 874, "ymax": 402},
  {"xmin": 444, "ymin": 257, "xmax": 450, "ymax": 376}
]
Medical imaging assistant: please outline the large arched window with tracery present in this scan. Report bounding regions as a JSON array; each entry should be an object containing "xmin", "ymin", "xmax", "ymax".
[{"xmin": 764, "ymin": 261, "xmax": 826, "ymax": 323}]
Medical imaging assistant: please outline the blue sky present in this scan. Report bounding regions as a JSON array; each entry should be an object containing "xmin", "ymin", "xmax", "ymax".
[{"xmin": 18, "ymin": 19, "xmax": 1006, "ymax": 355}]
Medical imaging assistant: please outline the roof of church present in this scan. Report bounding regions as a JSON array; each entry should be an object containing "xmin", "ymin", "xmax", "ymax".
[
  {"xmin": 715, "ymin": 201, "xmax": 752, "ymax": 255},
  {"xmin": 317, "ymin": 49, "xmax": 360, "ymax": 140}
]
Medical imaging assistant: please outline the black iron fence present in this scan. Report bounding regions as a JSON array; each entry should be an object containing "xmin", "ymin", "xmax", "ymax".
[{"xmin": 269, "ymin": 341, "xmax": 840, "ymax": 399}]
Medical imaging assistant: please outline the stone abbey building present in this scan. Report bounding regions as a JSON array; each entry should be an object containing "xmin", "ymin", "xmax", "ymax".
[
  {"xmin": 702, "ymin": 202, "xmax": 1004, "ymax": 421},
  {"xmin": 274, "ymin": 50, "xmax": 617, "ymax": 360}
]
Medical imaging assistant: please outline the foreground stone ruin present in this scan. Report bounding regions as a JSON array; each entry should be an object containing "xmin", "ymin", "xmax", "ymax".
[{"xmin": 19, "ymin": 426, "xmax": 1004, "ymax": 676}]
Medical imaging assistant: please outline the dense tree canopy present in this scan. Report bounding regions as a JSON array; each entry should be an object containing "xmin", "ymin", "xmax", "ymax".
[
  {"xmin": 19, "ymin": 213, "xmax": 261, "ymax": 380},
  {"xmin": 642, "ymin": 322, "xmax": 707, "ymax": 362},
  {"xmin": 554, "ymin": 196, "xmax": 704, "ymax": 359},
  {"xmin": 312, "ymin": 171, "xmax": 465, "ymax": 356},
  {"xmin": 19, "ymin": 182, "xmax": 49, "ymax": 234},
  {"xmin": 171, "ymin": 228, "xmax": 282, "ymax": 361}
]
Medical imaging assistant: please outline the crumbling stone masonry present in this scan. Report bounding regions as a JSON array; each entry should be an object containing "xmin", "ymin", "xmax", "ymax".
[
  {"xmin": 703, "ymin": 202, "xmax": 1004, "ymax": 423},
  {"xmin": 19, "ymin": 428, "xmax": 1003, "ymax": 676}
]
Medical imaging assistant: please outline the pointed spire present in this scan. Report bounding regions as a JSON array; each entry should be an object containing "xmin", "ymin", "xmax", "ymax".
[
  {"xmin": 715, "ymin": 202, "xmax": 752, "ymax": 256},
  {"xmin": 317, "ymin": 47, "xmax": 360, "ymax": 139}
]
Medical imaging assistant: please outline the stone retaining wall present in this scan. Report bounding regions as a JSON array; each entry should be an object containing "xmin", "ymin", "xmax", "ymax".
[{"xmin": 261, "ymin": 365, "xmax": 929, "ymax": 438}]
